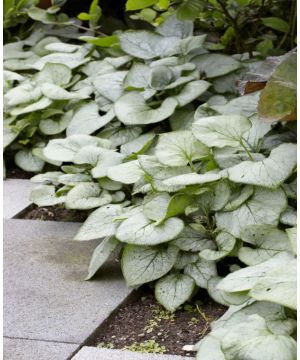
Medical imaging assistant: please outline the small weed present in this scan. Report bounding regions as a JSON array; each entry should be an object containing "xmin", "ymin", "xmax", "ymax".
[
  {"xmin": 144, "ymin": 306, "xmax": 175, "ymax": 333},
  {"xmin": 123, "ymin": 340, "xmax": 166, "ymax": 354},
  {"xmin": 188, "ymin": 317, "xmax": 200, "ymax": 326}
]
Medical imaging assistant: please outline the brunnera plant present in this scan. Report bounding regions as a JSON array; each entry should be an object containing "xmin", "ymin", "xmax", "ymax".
[
  {"xmin": 4, "ymin": 14, "xmax": 257, "ymax": 174},
  {"xmin": 19, "ymin": 15, "xmax": 296, "ymax": 360}
]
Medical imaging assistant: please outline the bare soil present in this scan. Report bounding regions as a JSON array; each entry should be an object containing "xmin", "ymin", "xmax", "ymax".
[
  {"xmin": 15, "ymin": 203, "xmax": 89, "ymax": 222},
  {"xmin": 86, "ymin": 286, "xmax": 227, "ymax": 357}
]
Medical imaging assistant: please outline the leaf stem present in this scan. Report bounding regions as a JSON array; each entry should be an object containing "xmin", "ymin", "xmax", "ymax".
[
  {"xmin": 188, "ymin": 158, "xmax": 196, "ymax": 172},
  {"xmin": 240, "ymin": 138, "xmax": 254, "ymax": 161},
  {"xmin": 70, "ymin": 22, "xmax": 107, "ymax": 37}
]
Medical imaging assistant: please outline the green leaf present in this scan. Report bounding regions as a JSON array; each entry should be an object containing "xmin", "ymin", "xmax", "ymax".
[
  {"xmin": 43, "ymin": 135, "xmax": 107, "ymax": 162},
  {"xmin": 3, "ymin": 126, "xmax": 19, "ymax": 148},
  {"xmin": 74, "ymin": 204, "xmax": 123, "ymax": 241},
  {"xmin": 27, "ymin": 7, "xmax": 57, "ymax": 24},
  {"xmin": 207, "ymin": 277, "xmax": 249, "ymax": 306},
  {"xmin": 149, "ymin": 65, "xmax": 174, "ymax": 90},
  {"xmin": 216, "ymin": 187, "xmax": 287, "ymax": 238},
  {"xmin": 156, "ymin": 13, "xmax": 193, "ymax": 38},
  {"xmin": 221, "ymin": 315, "xmax": 297, "ymax": 360},
  {"xmin": 31, "ymin": 171, "xmax": 64, "ymax": 185},
  {"xmin": 119, "ymin": 31, "xmax": 180, "ymax": 59},
  {"xmin": 155, "ymin": 130, "xmax": 209, "ymax": 167},
  {"xmin": 65, "ymin": 183, "xmax": 112, "ymax": 210},
  {"xmin": 173, "ymin": 80, "xmax": 211, "ymax": 107},
  {"xmin": 184, "ymin": 258, "xmax": 217, "ymax": 288},
  {"xmin": 195, "ymin": 334, "xmax": 225, "ymax": 360},
  {"xmin": 67, "ymin": 104, "xmax": 114, "ymax": 136},
  {"xmin": 286, "ymin": 227, "xmax": 297, "ymax": 255},
  {"xmin": 91, "ymin": 149, "xmax": 125, "ymax": 178},
  {"xmin": 283, "ymin": 179, "xmax": 297, "ymax": 199},
  {"xmin": 143, "ymin": 192, "xmax": 193, "ymax": 223},
  {"xmin": 78, "ymin": 12, "xmax": 90, "ymax": 21},
  {"xmin": 256, "ymin": 39, "xmax": 273, "ymax": 57},
  {"xmin": 192, "ymin": 54, "xmax": 241, "ymax": 78},
  {"xmin": 107, "ymin": 160, "xmax": 143, "ymax": 184},
  {"xmin": 85, "ymin": 237, "xmax": 119, "ymax": 280},
  {"xmin": 34, "ymin": 62, "xmax": 72, "ymax": 86},
  {"xmin": 210, "ymin": 92, "xmax": 260, "ymax": 118},
  {"xmin": 33, "ymin": 51, "xmax": 89, "ymax": 71},
  {"xmin": 80, "ymin": 35, "xmax": 119, "ymax": 48},
  {"xmin": 143, "ymin": 192, "xmax": 170, "ymax": 222},
  {"xmin": 222, "ymin": 185, "xmax": 254, "ymax": 212},
  {"xmin": 163, "ymin": 172, "xmax": 223, "ymax": 188},
  {"xmin": 169, "ymin": 106, "xmax": 195, "ymax": 131},
  {"xmin": 32, "ymin": 147, "xmax": 62, "ymax": 167},
  {"xmin": 126, "ymin": 0, "xmax": 158, "ymax": 11},
  {"xmin": 88, "ymin": 0, "xmax": 102, "ymax": 27},
  {"xmin": 121, "ymin": 133, "xmax": 156, "ymax": 158},
  {"xmin": 174, "ymin": 252, "xmax": 199, "ymax": 270},
  {"xmin": 58, "ymin": 173, "xmax": 91, "ymax": 185},
  {"xmin": 30, "ymin": 184, "xmax": 66, "ymax": 206},
  {"xmin": 10, "ymin": 97, "xmax": 52, "ymax": 116},
  {"xmin": 280, "ymin": 206, "xmax": 297, "ymax": 226},
  {"xmin": 218, "ymin": 252, "xmax": 296, "ymax": 309},
  {"xmin": 124, "ymin": 63, "xmax": 152, "ymax": 90},
  {"xmin": 192, "ymin": 114, "xmax": 251, "ymax": 148},
  {"xmin": 93, "ymin": 71, "xmax": 127, "ymax": 102},
  {"xmin": 172, "ymin": 225, "xmax": 214, "ymax": 252},
  {"xmin": 121, "ymin": 244, "xmax": 178, "ymax": 286},
  {"xmin": 261, "ymin": 17, "xmax": 290, "ymax": 33},
  {"xmin": 39, "ymin": 110, "xmax": 72, "ymax": 135},
  {"xmin": 116, "ymin": 213, "xmax": 184, "ymax": 245},
  {"xmin": 227, "ymin": 143, "xmax": 297, "ymax": 188},
  {"xmin": 200, "ymin": 232, "xmax": 236, "ymax": 261},
  {"xmin": 238, "ymin": 225, "xmax": 292, "ymax": 265},
  {"xmin": 114, "ymin": 92, "xmax": 178, "ymax": 125},
  {"xmin": 250, "ymin": 263, "xmax": 297, "ymax": 310},
  {"xmin": 176, "ymin": 0, "xmax": 204, "ymax": 20},
  {"xmin": 41, "ymin": 83, "xmax": 86, "ymax": 101},
  {"xmin": 258, "ymin": 53, "xmax": 296, "ymax": 122},
  {"xmin": 155, "ymin": 274, "xmax": 195, "ymax": 312},
  {"xmin": 15, "ymin": 149, "xmax": 44, "ymax": 172}
]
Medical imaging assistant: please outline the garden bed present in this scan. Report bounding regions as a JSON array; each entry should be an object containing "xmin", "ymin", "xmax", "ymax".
[
  {"xmin": 15, "ymin": 203, "xmax": 88, "ymax": 222},
  {"xmin": 6, "ymin": 167, "xmax": 34, "ymax": 179},
  {"xmin": 86, "ymin": 286, "xmax": 226, "ymax": 357}
]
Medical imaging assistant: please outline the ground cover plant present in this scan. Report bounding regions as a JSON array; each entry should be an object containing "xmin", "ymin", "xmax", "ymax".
[{"xmin": 3, "ymin": 2, "xmax": 297, "ymax": 359}]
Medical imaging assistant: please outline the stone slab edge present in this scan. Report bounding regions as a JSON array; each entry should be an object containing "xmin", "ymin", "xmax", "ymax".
[{"xmin": 72, "ymin": 347, "xmax": 192, "ymax": 360}]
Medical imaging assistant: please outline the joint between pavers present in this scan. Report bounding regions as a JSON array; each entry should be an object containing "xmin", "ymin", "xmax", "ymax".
[{"xmin": 4, "ymin": 335, "xmax": 80, "ymax": 346}]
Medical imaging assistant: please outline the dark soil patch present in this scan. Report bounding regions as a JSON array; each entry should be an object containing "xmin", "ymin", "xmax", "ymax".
[
  {"xmin": 6, "ymin": 167, "xmax": 34, "ymax": 179},
  {"xmin": 87, "ymin": 287, "xmax": 227, "ymax": 357},
  {"xmin": 15, "ymin": 203, "xmax": 89, "ymax": 222}
]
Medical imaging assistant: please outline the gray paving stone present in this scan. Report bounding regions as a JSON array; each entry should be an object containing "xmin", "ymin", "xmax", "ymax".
[
  {"xmin": 72, "ymin": 347, "xmax": 191, "ymax": 360},
  {"xmin": 4, "ymin": 337, "xmax": 78, "ymax": 360},
  {"xmin": 4, "ymin": 219, "xmax": 132, "ymax": 344},
  {"xmin": 4, "ymin": 179, "xmax": 33, "ymax": 218}
]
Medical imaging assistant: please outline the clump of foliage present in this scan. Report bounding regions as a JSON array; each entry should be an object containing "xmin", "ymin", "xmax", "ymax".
[
  {"xmin": 4, "ymin": 14, "xmax": 264, "ymax": 173},
  {"xmin": 4, "ymin": 6, "xmax": 297, "ymax": 360},
  {"xmin": 125, "ymin": 0, "xmax": 296, "ymax": 56},
  {"xmin": 3, "ymin": 29, "xmax": 92, "ymax": 173}
]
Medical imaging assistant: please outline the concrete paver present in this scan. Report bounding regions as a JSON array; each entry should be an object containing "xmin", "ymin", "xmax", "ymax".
[
  {"xmin": 72, "ymin": 347, "xmax": 191, "ymax": 360},
  {"xmin": 4, "ymin": 219, "xmax": 132, "ymax": 344},
  {"xmin": 4, "ymin": 337, "xmax": 78, "ymax": 360},
  {"xmin": 4, "ymin": 179, "xmax": 33, "ymax": 218}
]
